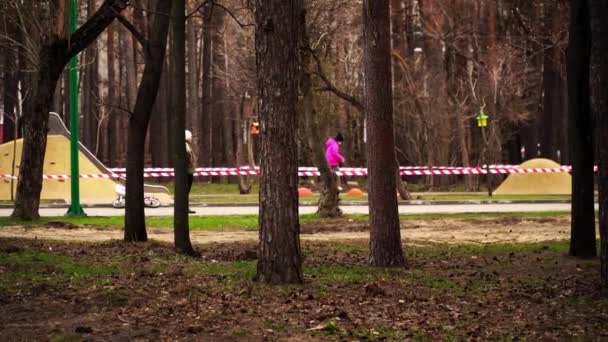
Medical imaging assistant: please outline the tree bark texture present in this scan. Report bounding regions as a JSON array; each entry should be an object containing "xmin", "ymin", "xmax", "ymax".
[
  {"xmin": 568, "ymin": 0, "xmax": 596, "ymax": 258},
  {"xmin": 540, "ymin": 0, "xmax": 561, "ymax": 161},
  {"xmin": 186, "ymin": 6, "xmax": 199, "ymax": 135},
  {"xmin": 589, "ymin": 0, "xmax": 608, "ymax": 289},
  {"xmin": 211, "ymin": 8, "xmax": 228, "ymax": 181},
  {"xmin": 107, "ymin": 22, "xmax": 118, "ymax": 166},
  {"xmin": 11, "ymin": 0, "xmax": 129, "ymax": 220},
  {"xmin": 171, "ymin": 0, "xmax": 196, "ymax": 256},
  {"xmin": 200, "ymin": 2, "xmax": 213, "ymax": 170},
  {"xmin": 124, "ymin": 0, "xmax": 172, "ymax": 242},
  {"xmin": 255, "ymin": 0, "xmax": 304, "ymax": 284},
  {"xmin": 363, "ymin": 0, "xmax": 405, "ymax": 267},
  {"xmin": 2, "ymin": 16, "xmax": 19, "ymax": 143}
]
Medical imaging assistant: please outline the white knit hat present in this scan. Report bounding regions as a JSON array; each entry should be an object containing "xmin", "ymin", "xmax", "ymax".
[{"xmin": 185, "ymin": 130, "xmax": 192, "ymax": 141}]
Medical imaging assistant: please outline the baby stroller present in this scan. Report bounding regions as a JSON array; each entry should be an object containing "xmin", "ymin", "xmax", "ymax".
[{"xmin": 112, "ymin": 182, "xmax": 161, "ymax": 208}]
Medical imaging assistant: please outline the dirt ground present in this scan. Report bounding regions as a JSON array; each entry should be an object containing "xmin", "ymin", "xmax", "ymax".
[
  {"xmin": 0, "ymin": 216, "xmax": 572, "ymax": 245},
  {"xmin": 1, "ymin": 216, "xmax": 606, "ymax": 341}
]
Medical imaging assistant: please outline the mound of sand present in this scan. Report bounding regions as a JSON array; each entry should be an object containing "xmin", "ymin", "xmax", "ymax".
[
  {"xmin": 0, "ymin": 135, "xmax": 171, "ymax": 205},
  {"xmin": 0, "ymin": 136, "xmax": 120, "ymax": 203},
  {"xmin": 494, "ymin": 158, "xmax": 571, "ymax": 195}
]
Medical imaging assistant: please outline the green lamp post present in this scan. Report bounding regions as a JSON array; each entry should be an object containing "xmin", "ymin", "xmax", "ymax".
[
  {"xmin": 66, "ymin": 0, "xmax": 86, "ymax": 216},
  {"xmin": 476, "ymin": 110, "xmax": 492, "ymax": 197}
]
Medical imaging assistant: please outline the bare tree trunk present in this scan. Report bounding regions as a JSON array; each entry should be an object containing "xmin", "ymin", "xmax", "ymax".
[
  {"xmin": 540, "ymin": 0, "xmax": 559, "ymax": 160},
  {"xmin": 186, "ymin": 4, "xmax": 199, "ymax": 134},
  {"xmin": 568, "ymin": 0, "xmax": 596, "ymax": 258},
  {"xmin": 236, "ymin": 93, "xmax": 254, "ymax": 194},
  {"xmin": 150, "ymin": 59, "xmax": 171, "ymax": 167},
  {"xmin": 83, "ymin": 0, "xmax": 101, "ymax": 152},
  {"xmin": 589, "ymin": 0, "xmax": 608, "ymax": 289},
  {"xmin": 200, "ymin": 2, "xmax": 213, "ymax": 174},
  {"xmin": 172, "ymin": 0, "xmax": 197, "ymax": 256},
  {"xmin": 107, "ymin": 23, "xmax": 118, "ymax": 166},
  {"xmin": 2, "ymin": 15, "xmax": 19, "ymax": 143},
  {"xmin": 364, "ymin": 0, "xmax": 405, "ymax": 267},
  {"xmin": 211, "ymin": 9, "xmax": 228, "ymax": 181},
  {"xmin": 124, "ymin": 0, "xmax": 172, "ymax": 242},
  {"xmin": 255, "ymin": 0, "xmax": 304, "ymax": 284}
]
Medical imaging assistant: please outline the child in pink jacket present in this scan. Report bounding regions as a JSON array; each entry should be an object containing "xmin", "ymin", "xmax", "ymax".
[{"xmin": 325, "ymin": 133, "xmax": 345, "ymax": 190}]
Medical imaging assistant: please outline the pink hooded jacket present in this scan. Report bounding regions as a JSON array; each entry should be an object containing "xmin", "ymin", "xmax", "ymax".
[{"xmin": 325, "ymin": 138, "xmax": 345, "ymax": 167}]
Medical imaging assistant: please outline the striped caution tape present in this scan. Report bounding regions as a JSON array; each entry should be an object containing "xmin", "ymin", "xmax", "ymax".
[{"xmin": 0, "ymin": 165, "xmax": 589, "ymax": 180}]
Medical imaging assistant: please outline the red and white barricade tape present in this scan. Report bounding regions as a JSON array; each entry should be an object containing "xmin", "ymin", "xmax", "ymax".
[{"xmin": 0, "ymin": 165, "xmax": 597, "ymax": 180}]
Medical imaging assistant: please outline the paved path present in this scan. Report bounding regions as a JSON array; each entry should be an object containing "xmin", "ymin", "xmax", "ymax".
[{"xmin": 0, "ymin": 203, "xmax": 579, "ymax": 217}]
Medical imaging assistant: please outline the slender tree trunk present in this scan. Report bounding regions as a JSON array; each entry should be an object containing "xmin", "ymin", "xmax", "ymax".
[
  {"xmin": 186, "ymin": 4, "xmax": 199, "ymax": 134},
  {"xmin": 83, "ymin": 0, "xmax": 101, "ymax": 152},
  {"xmin": 211, "ymin": 9, "xmax": 227, "ymax": 181},
  {"xmin": 201, "ymin": 2, "xmax": 213, "ymax": 173},
  {"xmin": 150, "ymin": 59, "xmax": 171, "ymax": 167},
  {"xmin": 364, "ymin": 0, "xmax": 405, "ymax": 267},
  {"xmin": 172, "ymin": 0, "xmax": 197, "ymax": 256},
  {"xmin": 568, "ymin": 0, "xmax": 596, "ymax": 258},
  {"xmin": 2, "ymin": 18, "xmax": 19, "ymax": 142},
  {"xmin": 124, "ymin": 0, "xmax": 172, "ymax": 242},
  {"xmin": 589, "ymin": 0, "xmax": 608, "ymax": 288},
  {"xmin": 121, "ymin": 23, "xmax": 138, "ymax": 111},
  {"xmin": 540, "ymin": 0, "xmax": 559, "ymax": 160},
  {"xmin": 255, "ymin": 0, "xmax": 304, "ymax": 284},
  {"xmin": 236, "ymin": 94, "xmax": 254, "ymax": 194},
  {"xmin": 107, "ymin": 23, "xmax": 118, "ymax": 166}
]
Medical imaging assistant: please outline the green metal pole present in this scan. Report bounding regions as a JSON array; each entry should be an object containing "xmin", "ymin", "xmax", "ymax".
[{"xmin": 66, "ymin": 0, "xmax": 85, "ymax": 216}]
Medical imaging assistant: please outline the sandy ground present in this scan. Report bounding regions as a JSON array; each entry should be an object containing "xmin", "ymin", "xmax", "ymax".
[{"xmin": 0, "ymin": 217, "xmax": 573, "ymax": 244}]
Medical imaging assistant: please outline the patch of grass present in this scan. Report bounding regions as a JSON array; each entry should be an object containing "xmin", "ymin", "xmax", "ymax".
[
  {"xmin": 414, "ymin": 272, "xmax": 462, "ymax": 291},
  {"xmin": 0, "ymin": 250, "xmax": 117, "ymax": 289},
  {"xmin": 157, "ymin": 181, "xmax": 260, "ymax": 195},
  {"xmin": 0, "ymin": 215, "xmax": 261, "ymax": 231},
  {"xmin": 0, "ymin": 211, "xmax": 571, "ymax": 233},
  {"xmin": 306, "ymin": 265, "xmax": 374, "ymax": 283},
  {"xmin": 521, "ymin": 275, "xmax": 546, "ymax": 287},
  {"xmin": 304, "ymin": 264, "xmax": 404, "ymax": 284},
  {"xmin": 408, "ymin": 240, "xmax": 570, "ymax": 259},
  {"xmin": 264, "ymin": 321, "xmax": 288, "ymax": 332},
  {"xmin": 399, "ymin": 211, "xmax": 570, "ymax": 221},
  {"xmin": 333, "ymin": 245, "xmax": 367, "ymax": 254},
  {"xmin": 349, "ymin": 325, "xmax": 411, "ymax": 340},
  {"xmin": 49, "ymin": 334, "xmax": 83, "ymax": 342},
  {"xmin": 232, "ymin": 328, "xmax": 252, "ymax": 337},
  {"xmin": 197, "ymin": 260, "xmax": 257, "ymax": 281}
]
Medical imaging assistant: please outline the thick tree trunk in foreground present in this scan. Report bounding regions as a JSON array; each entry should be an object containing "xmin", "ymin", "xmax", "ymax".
[
  {"xmin": 171, "ymin": 0, "xmax": 197, "ymax": 256},
  {"xmin": 589, "ymin": 0, "xmax": 608, "ymax": 289},
  {"xmin": 255, "ymin": 0, "xmax": 304, "ymax": 284},
  {"xmin": 568, "ymin": 0, "xmax": 596, "ymax": 258},
  {"xmin": 364, "ymin": 0, "xmax": 405, "ymax": 267},
  {"xmin": 124, "ymin": 0, "xmax": 172, "ymax": 242},
  {"xmin": 11, "ymin": 0, "xmax": 129, "ymax": 220}
]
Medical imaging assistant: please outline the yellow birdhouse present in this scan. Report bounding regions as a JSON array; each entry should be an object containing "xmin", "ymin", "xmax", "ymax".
[{"xmin": 476, "ymin": 111, "xmax": 488, "ymax": 128}]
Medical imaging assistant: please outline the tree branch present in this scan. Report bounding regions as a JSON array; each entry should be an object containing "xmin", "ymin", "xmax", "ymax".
[
  {"xmin": 116, "ymin": 14, "xmax": 147, "ymax": 48},
  {"xmin": 186, "ymin": 0, "xmax": 212, "ymax": 20},
  {"xmin": 213, "ymin": 3, "xmax": 254, "ymax": 28},
  {"xmin": 307, "ymin": 47, "xmax": 364, "ymax": 112},
  {"xmin": 67, "ymin": 0, "xmax": 130, "ymax": 60}
]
